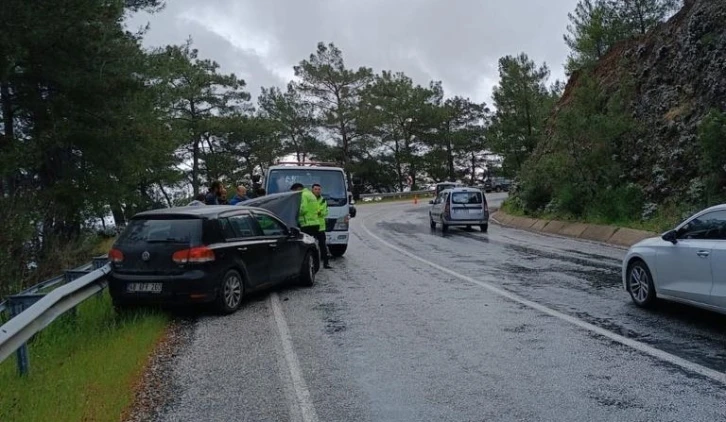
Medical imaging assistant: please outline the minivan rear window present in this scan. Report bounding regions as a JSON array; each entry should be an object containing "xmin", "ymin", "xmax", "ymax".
[
  {"xmin": 451, "ymin": 192, "xmax": 483, "ymax": 204},
  {"xmin": 116, "ymin": 219, "xmax": 202, "ymax": 245}
]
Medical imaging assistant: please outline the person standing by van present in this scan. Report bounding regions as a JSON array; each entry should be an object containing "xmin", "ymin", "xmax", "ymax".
[
  {"xmin": 290, "ymin": 183, "xmax": 320, "ymax": 237},
  {"xmin": 312, "ymin": 183, "xmax": 331, "ymax": 269}
]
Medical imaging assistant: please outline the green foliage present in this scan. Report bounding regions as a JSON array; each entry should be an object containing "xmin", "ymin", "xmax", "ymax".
[
  {"xmin": 564, "ymin": 0, "xmax": 681, "ymax": 74},
  {"xmin": 513, "ymin": 71, "xmax": 638, "ymax": 224},
  {"xmin": 359, "ymin": 71, "xmax": 443, "ymax": 190},
  {"xmin": 489, "ymin": 53, "xmax": 558, "ymax": 175},
  {"xmin": 564, "ymin": 0, "xmax": 623, "ymax": 74},
  {"xmin": 698, "ymin": 109, "xmax": 726, "ymax": 203},
  {"xmin": 0, "ymin": 292, "xmax": 167, "ymax": 422},
  {"xmin": 609, "ymin": 0, "xmax": 680, "ymax": 36},
  {"xmin": 258, "ymin": 83, "xmax": 317, "ymax": 162},
  {"xmin": 292, "ymin": 42, "xmax": 374, "ymax": 171},
  {"xmin": 149, "ymin": 39, "xmax": 251, "ymax": 195}
]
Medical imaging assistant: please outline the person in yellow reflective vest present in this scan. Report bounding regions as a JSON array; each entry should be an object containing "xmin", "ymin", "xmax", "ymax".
[
  {"xmin": 312, "ymin": 183, "xmax": 331, "ymax": 269},
  {"xmin": 290, "ymin": 182, "xmax": 321, "ymax": 234}
]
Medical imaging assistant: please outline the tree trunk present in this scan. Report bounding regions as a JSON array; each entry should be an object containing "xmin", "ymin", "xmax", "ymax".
[
  {"xmin": 190, "ymin": 101, "xmax": 200, "ymax": 195},
  {"xmin": 191, "ymin": 139, "xmax": 200, "ymax": 195},
  {"xmin": 394, "ymin": 138, "xmax": 403, "ymax": 192},
  {"xmin": 470, "ymin": 152, "xmax": 477, "ymax": 185},
  {"xmin": 111, "ymin": 203, "xmax": 126, "ymax": 226},
  {"xmin": 158, "ymin": 183, "xmax": 173, "ymax": 207},
  {"xmin": 1, "ymin": 82, "xmax": 15, "ymax": 195}
]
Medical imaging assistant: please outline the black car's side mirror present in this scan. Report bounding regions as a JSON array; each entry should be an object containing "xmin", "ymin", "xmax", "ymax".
[
  {"xmin": 349, "ymin": 206, "xmax": 357, "ymax": 218},
  {"xmin": 662, "ymin": 229, "xmax": 678, "ymax": 244},
  {"xmin": 289, "ymin": 226, "xmax": 302, "ymax": 238}
]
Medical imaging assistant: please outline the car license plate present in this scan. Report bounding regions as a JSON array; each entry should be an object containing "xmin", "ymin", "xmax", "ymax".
[{"xmin": 127, "ymin": 283, "xmax": 162, "ymax": 293}]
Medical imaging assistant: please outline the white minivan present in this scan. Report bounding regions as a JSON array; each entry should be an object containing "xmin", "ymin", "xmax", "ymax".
[{"xmin": 429, "ymin": 187, "xmax": 489, "ymax": 233}]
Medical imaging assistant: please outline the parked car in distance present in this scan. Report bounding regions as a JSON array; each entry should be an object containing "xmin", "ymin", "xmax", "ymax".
[
  {"xmin": 428, "ymin": 187, "xmax": 489, "ymax": 233},
  {"xmin": 108, "ymin": 205, "xmax": 320, "ymax": 314},
  {"xmin": 483, "ymin": 177, "xmax": 512, "ymax": 193},
  {"xmin": 434, "ymin": 181, "xmax": 465, "ymax": 197},
  {"xmin": 622, "ymin": 204, "xmax": 726, "ymax": 314}
]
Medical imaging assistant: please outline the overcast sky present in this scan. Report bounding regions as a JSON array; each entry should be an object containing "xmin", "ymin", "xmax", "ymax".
[{"xmin": 125, "ymin": 0, "xmax": 579, "ymax": 106}]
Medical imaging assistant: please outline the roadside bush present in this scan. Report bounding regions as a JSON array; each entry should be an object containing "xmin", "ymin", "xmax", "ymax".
[
  {"xmin": 585, "ymin": 184, "xmax": 644, "ymax": 223},
  {"xmin": 0, "ymin": 195, "xmax": 102, "ymax": 299},
  {"xmin": 555, "ymin": 183, "xmax": 589, "ymax": 217},
  {"xmin": 507, "ymin": 70, "xmax": 635, "ymax": 223},
  {"xmin": 698, "ymin": 109, "xmax": 726, "ymax": 205}
]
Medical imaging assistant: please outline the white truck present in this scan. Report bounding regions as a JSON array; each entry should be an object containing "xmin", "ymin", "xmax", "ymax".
[{"xmin": 263, "ymin": 162, "xmax": 356, "ymax": 257}]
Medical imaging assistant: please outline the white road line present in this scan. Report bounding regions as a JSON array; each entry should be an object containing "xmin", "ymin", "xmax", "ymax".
[
  {"xmin": 360, "ymin": 218, "xmax": 726, "ymax": 386},
  {"xmin": 270, "ymin": 292, "xmax": 320, "ymax": 422}
]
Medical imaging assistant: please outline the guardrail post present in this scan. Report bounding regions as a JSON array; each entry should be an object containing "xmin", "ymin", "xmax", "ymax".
[
  {"xmin": 8, "ymin": 299, "xmax": 30, "ymax": 376},
  {"xmin": 92, "ymin": 257, "xmax": 108, "ymax": 270}
]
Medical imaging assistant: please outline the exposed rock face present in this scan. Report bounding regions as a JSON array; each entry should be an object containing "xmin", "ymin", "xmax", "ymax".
[{"xmin": 555, "ymin": 0, "xmax": 726, "ymax": 205}]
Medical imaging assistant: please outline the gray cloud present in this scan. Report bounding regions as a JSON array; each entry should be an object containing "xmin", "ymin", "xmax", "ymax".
[{"xmin": 125, "ymin": 0, "xmax": 578, "ymax": 105}]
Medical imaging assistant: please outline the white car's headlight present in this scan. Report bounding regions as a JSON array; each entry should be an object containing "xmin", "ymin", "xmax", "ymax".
[{"xmin": 333, "ymin": 215, "xmax": 350, "ymax": 231}]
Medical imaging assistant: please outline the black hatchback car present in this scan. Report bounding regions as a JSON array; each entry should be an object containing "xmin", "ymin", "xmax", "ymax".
[{"xmin": 108, "ymin": 205, "xmax": 320, "ymax": 314}]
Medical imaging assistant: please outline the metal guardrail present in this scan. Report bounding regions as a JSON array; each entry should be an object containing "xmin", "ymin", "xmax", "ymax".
[
  {"xmin": 358, "ymin": 189, "xmax": 434, "ymax": 201},
  {"xmin": 0, "ymin": 255, "xmax": 110, "ymax": 375}
]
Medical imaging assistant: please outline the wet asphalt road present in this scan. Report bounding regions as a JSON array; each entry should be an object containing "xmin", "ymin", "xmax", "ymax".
[{"xmin": 159, "ymin": 195, "xmax": 726, "ymax": 422}]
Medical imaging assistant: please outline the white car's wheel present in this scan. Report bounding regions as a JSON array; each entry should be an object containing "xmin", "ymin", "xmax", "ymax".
[{"xmin": 627, "ymin": 260, "xmax": 656, "ymax": 308}]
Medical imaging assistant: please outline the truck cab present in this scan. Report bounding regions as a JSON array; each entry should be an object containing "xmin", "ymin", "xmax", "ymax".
[{"xmin": 263, "ymin": 162, "xmax": 355, "ymax": 257}]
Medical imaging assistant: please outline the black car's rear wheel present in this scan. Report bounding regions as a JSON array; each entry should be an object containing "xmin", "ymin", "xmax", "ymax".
[
  {"xmin": 480, "ymin": 223, "xmax": 488, "ymax": 233},
  {"xmin": 216, "ymin": 269, "xmax": 244, "ymax": 314},
  {"xmin": 299, "ymin": 251, "xmax": 316, "ymax": 287}
]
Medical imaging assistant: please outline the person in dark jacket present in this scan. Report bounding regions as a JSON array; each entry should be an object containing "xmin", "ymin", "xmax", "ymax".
[
  {"xmin": 205, "ymin": 181, "xmax": 222, "ymax": 205},
  {"xmin": 219, "ymin": 187, "xmax": 229, "ymax": 204}
]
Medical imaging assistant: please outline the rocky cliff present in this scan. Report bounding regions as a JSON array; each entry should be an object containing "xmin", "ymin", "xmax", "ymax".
[{"xmin": 549, "ymin": 0, "xmax": 726, "ymax": 213}]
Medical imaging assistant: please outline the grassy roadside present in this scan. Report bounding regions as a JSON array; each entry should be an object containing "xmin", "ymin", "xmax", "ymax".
[
  {"xmin": 0, "ymin": 291, "xmax": 168, "ymax": 422},
  {"xmin": 500, "ymin": 200, "xmax": 680, "ymax": 233},
  {"xmin": 93, "ymin": 236, "xmax": 116, "ymax": 256}
]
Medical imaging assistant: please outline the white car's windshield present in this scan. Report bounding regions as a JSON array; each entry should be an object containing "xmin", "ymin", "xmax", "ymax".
[{"xmin": 267, "ymin": 169, "xmax": 348, "ymax": 206}]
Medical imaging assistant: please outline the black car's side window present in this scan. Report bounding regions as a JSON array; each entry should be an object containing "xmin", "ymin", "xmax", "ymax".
[
  {"xmin": 219, "ymin": 218, "xmax": 238, "ymax": 240},
  {"xmin": 227, "ymin": 215, "xmax": 258, "ymax": 239},
  {"xmin": 254, "ymin": 214, "xmax": 287, "ymax": 237}
]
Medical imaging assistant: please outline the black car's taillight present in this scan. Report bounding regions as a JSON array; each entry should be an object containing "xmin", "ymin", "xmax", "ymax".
[
  {"xmin": 109, "ymin": 248, "xmax": 124, "ymax": 263},
  {"xmin": 172, "ymin": 246, "xmax": 215, "ymax": 264}
]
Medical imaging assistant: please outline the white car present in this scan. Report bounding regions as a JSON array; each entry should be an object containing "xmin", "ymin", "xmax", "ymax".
[{"xmin": 622, "ymin": 204, "xmax": 726, "ymax": 314}]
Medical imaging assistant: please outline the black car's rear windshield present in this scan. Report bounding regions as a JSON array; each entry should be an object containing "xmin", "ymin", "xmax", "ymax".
[
  {"xmin": 451, "ymin": 191, "xmax": 483, "ymax": 204},
  {"xmin": 116, "ymin": 218, "xmax": 202, "ymax": 246}
]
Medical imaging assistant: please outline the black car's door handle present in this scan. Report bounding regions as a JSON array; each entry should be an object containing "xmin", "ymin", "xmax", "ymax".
[
  {"xmin": 237, "ymin": 247, "xmax": 247, "ymax": 252},
  {"xmin": 268, "ymin": 243, "xmax": 278, "ymax": 248}
]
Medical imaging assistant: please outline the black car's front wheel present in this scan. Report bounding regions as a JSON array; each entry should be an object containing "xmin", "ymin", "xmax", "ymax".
[
  {"xmin": 216, "ymin": 269, "xmax": 244, "ymax": 314},
  {"xmin": 299, "ymin": 251, "xmax": 316, "ymax": 287}
]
